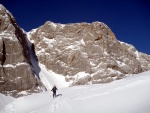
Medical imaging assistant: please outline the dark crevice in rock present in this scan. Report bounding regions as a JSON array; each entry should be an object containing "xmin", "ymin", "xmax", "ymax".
[
  {"xmin": 0, "ymin": 19, "xmax": 2, "ymax": 26},
  {"xmin": 0, "ymin": 40, "xmax": 7, "ymax": 88},
  {"xmin": 31, "ymin": 43, "xmax": 38, "ymax": 61},
  {"xmin": 1, "ymin": 40, "xmax": 6, "ymax": 65},
  {"xmin": 7, "ymin": 13, "xmax": 33, "ymax": 66}
]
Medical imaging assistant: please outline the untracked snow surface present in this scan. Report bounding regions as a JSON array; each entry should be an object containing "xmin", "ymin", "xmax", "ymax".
[{"xmin": 1, "ymin": 71, "xmax": 150, "ymax": 113}]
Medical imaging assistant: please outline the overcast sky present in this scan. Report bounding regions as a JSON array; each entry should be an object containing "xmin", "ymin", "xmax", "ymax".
[{"xmin": 1, "ymin": 0, "xmax": 150, "ymax": 54}]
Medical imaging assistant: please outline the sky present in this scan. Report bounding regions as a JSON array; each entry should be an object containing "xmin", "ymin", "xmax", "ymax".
[{"xmin": 1, "ymin": 0, "xmax": 150, "ymax": 54}]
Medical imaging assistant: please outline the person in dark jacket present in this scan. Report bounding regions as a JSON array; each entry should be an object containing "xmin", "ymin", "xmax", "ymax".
[{"xmin": 51, "ymin": 85, "xmax": 57, "ymax": 98}]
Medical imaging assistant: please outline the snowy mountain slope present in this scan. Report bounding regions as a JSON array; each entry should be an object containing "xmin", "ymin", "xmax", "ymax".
[
  {"xmin": 1, "ymin": 70, "xmax": 150, "ymax": 113},
  {"xmin": 37, "ymin": 64, "xmax": 69, "ymax": 89}
]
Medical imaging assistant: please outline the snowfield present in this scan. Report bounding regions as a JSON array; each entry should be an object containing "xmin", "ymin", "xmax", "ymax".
[{"xmin": 1, "ymin": 71, "xmax": 150, "ymax": 113}]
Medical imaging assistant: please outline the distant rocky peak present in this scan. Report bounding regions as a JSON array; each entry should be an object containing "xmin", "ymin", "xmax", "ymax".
[{"xmin": 28, "ymin": 20, "xmax": 150, "ymax": 86}]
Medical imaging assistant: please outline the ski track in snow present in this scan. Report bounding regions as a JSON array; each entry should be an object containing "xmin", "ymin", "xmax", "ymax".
[{"xmin": 30, "ymin": 93, "xmax": 78, "ymax": 113}]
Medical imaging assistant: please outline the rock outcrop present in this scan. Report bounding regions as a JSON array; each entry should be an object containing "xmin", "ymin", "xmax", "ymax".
[
  {"xmin": 0, "ymin": 4, "xmax": 45, "ymax": 97},
  {"xmin": 28, "ymin": 21, "xmax": 150, "ymax": 85}
]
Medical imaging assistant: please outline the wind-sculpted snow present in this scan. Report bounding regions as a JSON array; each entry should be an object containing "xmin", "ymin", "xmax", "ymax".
[
  {"xmin": 1, "ymin": 71, "xmax": 150, "ymax": 113},
  {"xmin": 0, "ymin": 93, "xmax": 15, "ymax": 109},
  {"xmin": 28, "ymin": 21, "xmax": 150, "ymax": 86}
]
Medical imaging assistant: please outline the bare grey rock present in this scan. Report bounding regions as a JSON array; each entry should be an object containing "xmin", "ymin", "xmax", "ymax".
[{"xmin": 72, "ymin": 75, "xmax": 92, "ymax": 86}]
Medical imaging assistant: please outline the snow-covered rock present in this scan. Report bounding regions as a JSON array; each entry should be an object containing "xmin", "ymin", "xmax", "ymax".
[
  {"xmin": 0, "ymin": 4, "xmax": 45, "ymax": 97},
  {"xmin": 28, "ymin": 21, "xmax": 150, "ymax": 86}
]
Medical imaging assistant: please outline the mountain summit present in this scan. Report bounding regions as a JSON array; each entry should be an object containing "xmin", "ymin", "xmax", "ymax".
[{"xmin": 0, "ymin": 4, "xmax": 150, "ymax": 97}]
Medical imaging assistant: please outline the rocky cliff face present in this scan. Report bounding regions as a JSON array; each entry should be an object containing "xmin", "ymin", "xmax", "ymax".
[
  {"xmin": 28, "ymin": 21, "xmax": 150, "ymax": 85},
  {"xmin": 0, "ymin": 5, "xmax": 45, "ymax": 97}
]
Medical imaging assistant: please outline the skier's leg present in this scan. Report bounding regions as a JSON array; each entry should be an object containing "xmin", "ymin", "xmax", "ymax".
[
  {"xmin": 53, "ymin": 92, "xmax": 55, "ymax": 98},
  {"xmin": 54, "ymin": 91, "xmax": 56, "ymax": 97}
]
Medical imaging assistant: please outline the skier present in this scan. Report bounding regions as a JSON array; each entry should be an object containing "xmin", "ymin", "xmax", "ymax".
[{"xmin": 51, "ymin": 85, "xmax": 57, "ymax": 98}]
